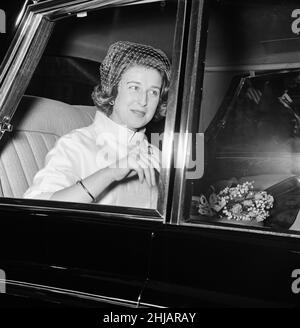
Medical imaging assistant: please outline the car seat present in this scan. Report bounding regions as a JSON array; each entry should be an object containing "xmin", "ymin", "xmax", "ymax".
[{"xmin": 0, "ymin": 95, "xmax": 96, "ymax": 198}]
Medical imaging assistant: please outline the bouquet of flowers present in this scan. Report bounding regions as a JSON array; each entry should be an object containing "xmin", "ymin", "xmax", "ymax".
[{"xmin": 198, "ymin": 181, "xmax": 274, "ymax": 222}]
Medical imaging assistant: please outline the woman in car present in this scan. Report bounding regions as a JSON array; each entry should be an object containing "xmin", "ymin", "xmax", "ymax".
[{"xmin": 24, "ymin": 41, "xmax": 171, "ymax": 208}]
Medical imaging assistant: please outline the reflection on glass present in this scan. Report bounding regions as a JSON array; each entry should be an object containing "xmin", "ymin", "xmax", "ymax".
[{"xmin": 188, "ymin": 70, "xmax": 300, "ymax": 232}]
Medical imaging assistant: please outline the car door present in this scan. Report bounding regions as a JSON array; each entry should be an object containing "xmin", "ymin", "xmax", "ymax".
[
  {"xmin": 0, "ymin": 0, "xmax": 184, "ymax": 307},
  {"xmin": 141, "ymin": 0, "xmax": 300, "ymax": 307}
]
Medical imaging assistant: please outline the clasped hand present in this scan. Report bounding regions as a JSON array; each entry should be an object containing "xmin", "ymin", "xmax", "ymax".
[{"xmin": 110, "ymin": 146, "xmax": 160, "ymax": 187}]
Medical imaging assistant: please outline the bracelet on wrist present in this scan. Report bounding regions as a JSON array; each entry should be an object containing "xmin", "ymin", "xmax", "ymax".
[{"xmin": 76, "ymin": 179, "xmax": 95, "ymax": 202}]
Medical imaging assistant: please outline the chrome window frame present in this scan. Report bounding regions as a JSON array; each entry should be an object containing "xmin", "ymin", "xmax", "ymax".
[
  {"xmin": 0, "ymin": 0, "xmax": 188, "ymax": 222},
  {"xmin": 169, "ymin": 0, "xmax": 207, "ymax": 224}
]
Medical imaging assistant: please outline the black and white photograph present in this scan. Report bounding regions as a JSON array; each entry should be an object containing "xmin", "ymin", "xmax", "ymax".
[{"xmin": 1, "ymin": 0, "xmax": 300, "ymax": 319}]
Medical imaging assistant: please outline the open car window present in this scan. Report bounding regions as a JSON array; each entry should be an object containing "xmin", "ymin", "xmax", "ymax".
[{"xmin": 0, "ymin": 0, "xmax": 182, "ymax": 219}]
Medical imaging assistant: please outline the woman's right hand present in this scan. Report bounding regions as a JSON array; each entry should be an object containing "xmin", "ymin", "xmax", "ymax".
[{"xmin": 111, "ymin": 147, "xmax": 160, "ymax": 187}]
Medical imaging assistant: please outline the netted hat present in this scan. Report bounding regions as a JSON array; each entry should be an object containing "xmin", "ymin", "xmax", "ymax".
[{"xmin": 100, "ymin": 41, "xmax": 171, "ymax": 95}]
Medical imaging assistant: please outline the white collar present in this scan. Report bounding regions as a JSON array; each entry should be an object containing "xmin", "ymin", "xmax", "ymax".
[
  {"xmin": 93, "ymin": 111, "xmax": 146, "ymax": 146},
  {"xmin": 93, "ymin": 110, "xmax": 161, "ymax": 173}
]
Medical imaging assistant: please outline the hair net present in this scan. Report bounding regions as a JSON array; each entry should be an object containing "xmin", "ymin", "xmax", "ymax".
[{"xmin": 100, "ymin": 40, "xmax": 171, "ymax": 94}]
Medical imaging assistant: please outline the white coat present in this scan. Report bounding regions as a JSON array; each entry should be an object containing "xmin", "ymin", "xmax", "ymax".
[{"xmin": 24, "ymin": 110, "xmax": 159, "ymax": 208}]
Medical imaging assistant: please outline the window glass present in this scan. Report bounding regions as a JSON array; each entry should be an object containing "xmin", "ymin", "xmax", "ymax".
[
  {"xmin": 26, "ymin": 3, "xmax": 176, "ymax": 106},
  {"xmin": 0, "ymin": 1, "xmax": 178, "ymax": 212},
  {"xmin": 184, "ymin": 0, "xmax": 300, "ymax": 234}
]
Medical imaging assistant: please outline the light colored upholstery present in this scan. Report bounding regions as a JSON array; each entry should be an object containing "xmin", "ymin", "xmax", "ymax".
[{"xmin": 0, "ymin": 95, "xmax": 96, "ymax": 198}]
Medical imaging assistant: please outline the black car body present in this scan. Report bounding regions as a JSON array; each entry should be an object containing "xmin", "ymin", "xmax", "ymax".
[{"xmin": 1, "ymin": 0, "xmax": 300, "ymax": 308}]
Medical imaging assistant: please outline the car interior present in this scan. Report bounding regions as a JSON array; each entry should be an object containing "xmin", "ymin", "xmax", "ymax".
[
  {"xmin": 0, "ymin": 1, "xmax": 177, "ymax": 199},
  {"xmin": 2, "ymin": 0, "xmax": 300, "ymax": 232},
  {"xmin": 0, "ymin": 96, "xmax": 96, "ymax": 198}
]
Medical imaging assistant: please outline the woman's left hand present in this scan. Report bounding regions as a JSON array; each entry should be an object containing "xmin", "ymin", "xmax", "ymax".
[{"xmin": 111, "ymin": 146, "xmax": 160, "ymax": 187}]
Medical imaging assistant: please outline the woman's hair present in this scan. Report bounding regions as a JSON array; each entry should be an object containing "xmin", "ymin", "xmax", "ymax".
[{"xmin": 91, "ymin": 41, "xmax": 171, "ymax": 121}]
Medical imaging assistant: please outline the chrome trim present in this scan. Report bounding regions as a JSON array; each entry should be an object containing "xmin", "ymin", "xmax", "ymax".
[
  {"xmin": 15, "ymin": 0, "xmax": 32, "ymax": 27},
  {"xmin": 0, "ymin": 11, "xmax": 36, "ymax": 93},
  {"xmin": 0, "ymin": 13, "xmax": 53, "ymax": 123},
  {"xmin": 0, "ymin": 7, "xmax": 36, "ymax": 83},
  {"xmin": 4, "ymin": 279, "xmax": 165, "ymax": 308},
  {"xmin": 0, "ymin": 116, "xmax": 13, "ymax": 135},
  {"xmin": 170, "ymin": 0, "xmax": 207, "ymax": 224},
  {"xmin": 157, "ymin": 0, "xmax": 187, "ymax": 221},
  {"xmin": 181, "ymin": 221, "xmax": 300, "ymax": 239},
  {"xmin": 28, "ymin": 0, "xmax": 161, "ymax": 20},
  {"xmin": 205, "ymin": 62, "xmax": 300, "ymax": 72},
  {"xmin": 0, "ymin": 200, "xmax": 164, "ymax": 222}
]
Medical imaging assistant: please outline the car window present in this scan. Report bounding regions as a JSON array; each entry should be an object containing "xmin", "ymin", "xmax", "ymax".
[
  {"xmin": 0, "ymin": 0, "xmax": 181, "ymax": 218},
  {"xmin": 26, "ymin": 2, "xmax": 176, "ymax": 106},
  {"xmin": 179, "ymin": 0, "xmax": 300, "ymax": 236},
  {"xmin": 187, "ymin": 71, "xmax": 300, "ymax": 232}
]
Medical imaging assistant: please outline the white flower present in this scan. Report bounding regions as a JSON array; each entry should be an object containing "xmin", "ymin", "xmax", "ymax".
[
  {"xmin": 199, "ymin": 181, "xmax": 274, "ymax": 222},
  {"xmin": 243, "ymin": 200, "xmax": 253, "ymax": 207},
  {"xmin": 231, "ymin": 204, "xmax": 242, "ymax": 214}
]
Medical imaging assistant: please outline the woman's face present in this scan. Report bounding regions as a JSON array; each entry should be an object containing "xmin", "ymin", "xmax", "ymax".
[{"xmin": 110, "ymin": 65, "xmax": 162, "ymax": 130}]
